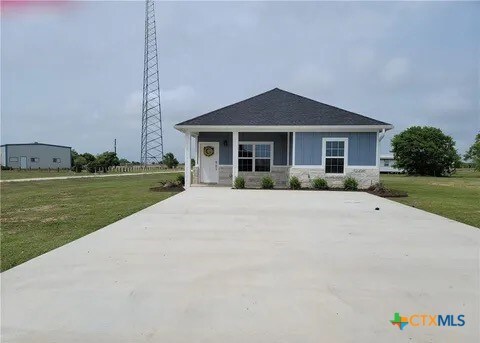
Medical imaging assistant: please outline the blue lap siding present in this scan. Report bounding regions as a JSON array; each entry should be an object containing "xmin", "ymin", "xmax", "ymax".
[
  {"xmin": 198, "ymin": 132, "xmax": 289, "ymax": 166},
  {"xmin": 198, "ymin": 131, "xmax": 377, "ymax": 167},
  {"xmin": 294, "ymin": 132, "xmax": 377, "ymax": 166}
]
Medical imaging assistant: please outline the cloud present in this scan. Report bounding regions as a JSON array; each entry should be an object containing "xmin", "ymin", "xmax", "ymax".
[
  {"xmin": 423, "ymin": 88, "xmax": 473, "ymax": 114},
  {"xmin": 348, "ymin": 47, "xmax": 377, "ymax": 72},
  {"xmin": 380, "ymin": 57, "xmax": 410, "ymax": 85},
  {"xmin": 290, "ymin": 64, "xmax": 334, "ymax": 94}
]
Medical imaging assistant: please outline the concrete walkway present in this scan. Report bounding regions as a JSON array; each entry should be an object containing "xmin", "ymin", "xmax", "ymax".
[
  {"xmin": 0, "ymin": 171, "xmax": 180, "ymax": 183},
  {"xmin": 1, "ymin": 188, "xmax": 479, "ymax": 342}
]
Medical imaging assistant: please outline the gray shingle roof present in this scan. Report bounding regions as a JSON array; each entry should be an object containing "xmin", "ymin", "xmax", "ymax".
[{"xmin": 176, "ymin": 88, "xmax": 391, "ymax": 127}]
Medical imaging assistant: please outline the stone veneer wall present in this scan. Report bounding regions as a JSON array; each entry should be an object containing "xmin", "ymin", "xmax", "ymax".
[
  {"xmin": 192, "ymin": 166, "xmax": 199, "ymax": 184},
  {"xmin": 289, "ymin": 167, "xmax": 379, "ymax": 189},
  {"xmin": 193, "ymin": 165, "xmax": 377, "ymax": 189},
  {"xmin": 219, "ymin": 165, "xmax": 233, "ymax": 185},
  {"xmin": 238, "ymin": 166, "xmax": 289, "ymax": 188}
]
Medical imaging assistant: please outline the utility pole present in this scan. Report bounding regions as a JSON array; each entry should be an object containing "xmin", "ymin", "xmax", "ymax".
[
  {"xmin": 114, "ymin": 138, "xmax": 117, "ymax": 154},
  {"xmin": 140, "ymin": 0, "xmax": 164, "ymax": 165}
]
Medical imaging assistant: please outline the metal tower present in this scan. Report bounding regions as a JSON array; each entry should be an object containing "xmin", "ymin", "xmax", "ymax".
[{"xmin": 141, "ymin": 0, "xmax": 164, "ymax": 165}]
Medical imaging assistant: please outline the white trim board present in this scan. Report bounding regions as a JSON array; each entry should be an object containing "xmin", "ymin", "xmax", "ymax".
[{"xmin": 175, "ymin": 125, "xmax": 393, "ymax": 133}]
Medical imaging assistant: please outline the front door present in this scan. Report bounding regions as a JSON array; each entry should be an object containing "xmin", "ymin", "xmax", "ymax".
[
  {"xmin": 20, "ymin": 156, "xmax": 27, "ymax": 169},
  {"xmin": 199, "ymin": 142, "xmax": 219, "ymax": 183}
]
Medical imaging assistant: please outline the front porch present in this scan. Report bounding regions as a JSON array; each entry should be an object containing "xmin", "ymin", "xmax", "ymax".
[{"xmin": 184, "ymin": 131, "xmax": 293, "ymax": 188}]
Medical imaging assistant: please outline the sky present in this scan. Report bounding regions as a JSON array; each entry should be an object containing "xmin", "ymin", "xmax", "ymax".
[{"xmin": 1, "ymin": 1, "xmax": 479, "ymax": 162}]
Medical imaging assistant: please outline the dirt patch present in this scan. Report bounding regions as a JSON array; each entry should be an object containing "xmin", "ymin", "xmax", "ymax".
[{"xmin": 30, "ymin": 205, "xmax": 57, "ymax": 212}]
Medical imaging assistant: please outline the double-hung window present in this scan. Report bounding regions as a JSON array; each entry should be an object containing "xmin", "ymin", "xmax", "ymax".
[
  {"xmin": 238, "ymin": 142, "xmax": 273, "ymax": 172},
  {"xmin": 324, "ymin": 139, "xmax": 346, "ymax": 174}
]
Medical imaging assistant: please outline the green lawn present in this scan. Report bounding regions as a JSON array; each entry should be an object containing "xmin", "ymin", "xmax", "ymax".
[
  {"xmin": 381, "ymin": 169, "xmax": 480, "ymax": 228},
  {"xmin": 0, "ymin": 168, "xmax": 182, "ymax": 180},
  {"xmin": 0, "ymin": 173, "xmax": 181, "ymax": 271},
  {"xmin": 1, "ymin": 169, "xmax": 76, "ymax": 180}
]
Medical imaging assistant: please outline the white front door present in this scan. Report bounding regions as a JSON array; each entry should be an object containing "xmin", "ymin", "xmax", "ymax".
[
  {"xmin": 20, "ymin": 156, "xmax": 27, "ymax": 169},
  {"xmin": 199, "ymin": 142, "xmax": 219, "ymax": 183}
]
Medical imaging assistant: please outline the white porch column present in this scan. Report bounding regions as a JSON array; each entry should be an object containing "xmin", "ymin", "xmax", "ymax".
[
  {"xmin": 232, "ymin": 131, "xmax": 239, "ymax": 186},
  {"xmin": 184, "ymin": 132, "xmax": 191, "ymax": 188},
  {"xmin": 286, "ymin": 132, "xmax": 290, "ymax": 166},
  {"xmin": 292, "ymin": 132, "xmax": 296, "ymax": 166}
]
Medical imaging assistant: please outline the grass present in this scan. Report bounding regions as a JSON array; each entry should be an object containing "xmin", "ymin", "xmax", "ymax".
[
  {"xmin": 1, "ymin": 169, "xmax": 76, "ymax": 180},
  {"xmin": 0, "ymin": 173, "xmax": 181, "ymax": 271},
  {"xmin": 381, "ymin": 169, "xmax": 480, "ymax": 228},
  {"xmin": 0, "ymin": 168, "xmax": 182, "ymax": 180}
]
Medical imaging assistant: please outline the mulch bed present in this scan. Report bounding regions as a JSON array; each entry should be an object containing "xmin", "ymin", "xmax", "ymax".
[
  {"xmin": 366, "ymin": 189, "xmax": 408, "ymax": 198},
  {"xmin": 149, "ymin": 186, "xmax": 184, "ymax": 193}
]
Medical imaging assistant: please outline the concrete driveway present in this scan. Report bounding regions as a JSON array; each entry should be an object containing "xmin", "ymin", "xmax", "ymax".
[{"xmin": 2, "ymin": 188, "xmax": 479, "ymax": 342}]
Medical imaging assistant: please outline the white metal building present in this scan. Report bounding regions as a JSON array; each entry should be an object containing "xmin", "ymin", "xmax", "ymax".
[
  {"xmin": 380, "ymin": 154, "xmax": 402, "ymax": 173},
  {"xmin": 1, "ymin": 142, "xmax": 72, "ymax": 169}
]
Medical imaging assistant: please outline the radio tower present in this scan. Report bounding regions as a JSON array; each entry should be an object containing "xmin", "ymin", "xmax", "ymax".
[{"xmin": 141, "ymin": 0, "xmax": 164, "ymax": 165}]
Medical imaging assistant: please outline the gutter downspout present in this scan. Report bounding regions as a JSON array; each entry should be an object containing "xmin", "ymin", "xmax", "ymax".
[
  {"xmin": 378, "ymin": 128, "xmax": 386, "ymax": 142},
  {"xmin": 376, "ymin": 129, "xmax": 386, "ymax": 169}
]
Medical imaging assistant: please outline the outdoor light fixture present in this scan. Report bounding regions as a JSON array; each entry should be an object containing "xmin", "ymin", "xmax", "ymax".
[{"xmin": 223, "ymin": 140, "xmax": 228, "ymax": 147}]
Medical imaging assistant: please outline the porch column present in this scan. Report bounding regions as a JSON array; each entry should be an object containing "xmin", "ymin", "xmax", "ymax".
[
  {"xmin": 292, "ymin": 132, "xmax": 296, "ymax": 166},
  {"xmin": 287, "ymin": 132, "xmax": 290, "ymax": 166},
  {"xmin": 232, "ymin": 131, "xmax": 239, "ymax": 186},
  {"xmin": 184, "ymin": 132, "xmax": 191, "ymax": 188}
]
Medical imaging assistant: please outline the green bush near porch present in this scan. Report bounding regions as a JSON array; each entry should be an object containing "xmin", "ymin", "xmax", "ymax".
[
  {"xmin": 312, "ymin": 177, "xmax": 329, "ymax": 190},
  {"xmin": 343, "ymin": 177, "xmax": 359, "ymax": 191},
  {"xmin": 234, "ymin": 176, "xmax": 245, "ymax": 189},
  {"xmin": 261, "ymin": 176, "xmax": 275, "ymax": 189},
  {"xmin": 289, "ymin": 176, "xmax": 301, "ymax": 190}
]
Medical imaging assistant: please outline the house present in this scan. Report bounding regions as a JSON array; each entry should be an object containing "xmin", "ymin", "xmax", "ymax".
[
  {"xmin": 1, "ymin": 142, "xmax": 72, "ymax": 169},
  {"xmin": 175, "ymin": 88, "xmax": 393, "ymax": 189},
  {"xmin": 380, "ymin": 154, "xmax": 402, "ymax": 173}
]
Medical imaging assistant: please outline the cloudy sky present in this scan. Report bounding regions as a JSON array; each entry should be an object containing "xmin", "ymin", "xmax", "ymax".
[{"xmin": 1, "ymin": 1, "xmax": 479, "ymax": 162}]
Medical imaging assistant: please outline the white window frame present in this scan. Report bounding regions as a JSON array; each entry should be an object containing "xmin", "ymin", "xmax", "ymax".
[
  {"xmin": 53, "ymin": 158, "xmax": 61, "ymax": 163},
  {"xmin": 322, "ymin": 137, "xmax": 348, "ymax": 175},
  {"xmin": 9, "ymin": 157, "xmax": 18, "ymax": 162},
  {"xmin": 238, "ymin": 141, "xmax": 274, "ymax": 173},
  {"xmin": 30, "ymin": 157, "xmax": 39, "ymax": 163}
]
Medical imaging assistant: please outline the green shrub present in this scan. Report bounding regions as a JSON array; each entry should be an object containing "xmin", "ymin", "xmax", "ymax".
[
  {"xmin": 289, "ymin": 176, "xmax": 301, "ymax": 190},
  {"xmin": 176, "ymin": 174, "xmax": 185, "ymax": 186},
  {"xmin": 312, "ymin": 177, "xmax": 328, "ymax": 190},
  {"xmin": 343, "ymin": 177, "xmax": 358, "ymax": 191},
  {"xmin": 261, "ymin": 176, "xmax": 274, "ymax": 189},
  {"xmin": 234, "ymin": 176, "xmax": 245, "ymax": 189}
]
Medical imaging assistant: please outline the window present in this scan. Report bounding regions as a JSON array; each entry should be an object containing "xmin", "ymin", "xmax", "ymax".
[
  {"xmin": 238, "ymin": 142, "xmax": 272, "ymax": 172},
  {"xmin": 324, "ymin": 139, "xmax": 346, "ymax": 174},
  {"xmin": 53, "ymin": 158, "xmax": 61, "ymax": 163},
  {"xmin": 31, "ymin": 157, "xmax": 39, "ymax": 163},
  {"xmin": 9, "ymin": 157, "xmax": 18, "ymax": 162},
  {"xmin": 384, "ymin": 160, "xmax": 389, "ymax": 167}
]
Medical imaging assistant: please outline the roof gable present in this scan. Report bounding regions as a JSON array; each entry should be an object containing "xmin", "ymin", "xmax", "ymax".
[{"xmin": 176, "ymin": 88, "xmax": 391, "ymax": 127}]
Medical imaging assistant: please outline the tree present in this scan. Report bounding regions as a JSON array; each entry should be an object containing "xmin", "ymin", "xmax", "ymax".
[
  {"xmin": 162, "ymin": 152, "xmax": 179, "ymax": 169},
  {"xmin": 464, "ymin": 133, "xmax": 480, "ymax": 171},
  {"xmin": 71, "ymin": 149, "xmax": 79, "ymax": 167},
  {"xmin": 95, "ymin": 151, "xmax": 120, "ymax": 173},
  {"xmin": 81, "ymin": 153, "xmax": 96, "ymax": 164},
  {"xmin": 118, "ymin": 158, "xmax": 129, "ymax": 165},
  {"xmin": 72, "ymin": 155, "xmax": 87, "ymax": 173},
  {"xmin": 391, "ymin": 126, "xmax": 461, "ymax": 176}
]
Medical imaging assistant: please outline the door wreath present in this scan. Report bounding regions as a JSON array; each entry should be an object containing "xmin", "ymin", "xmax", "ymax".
[{"xmin": 203, "ymin": 146, "xmax": 215, "ymax": 157}]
